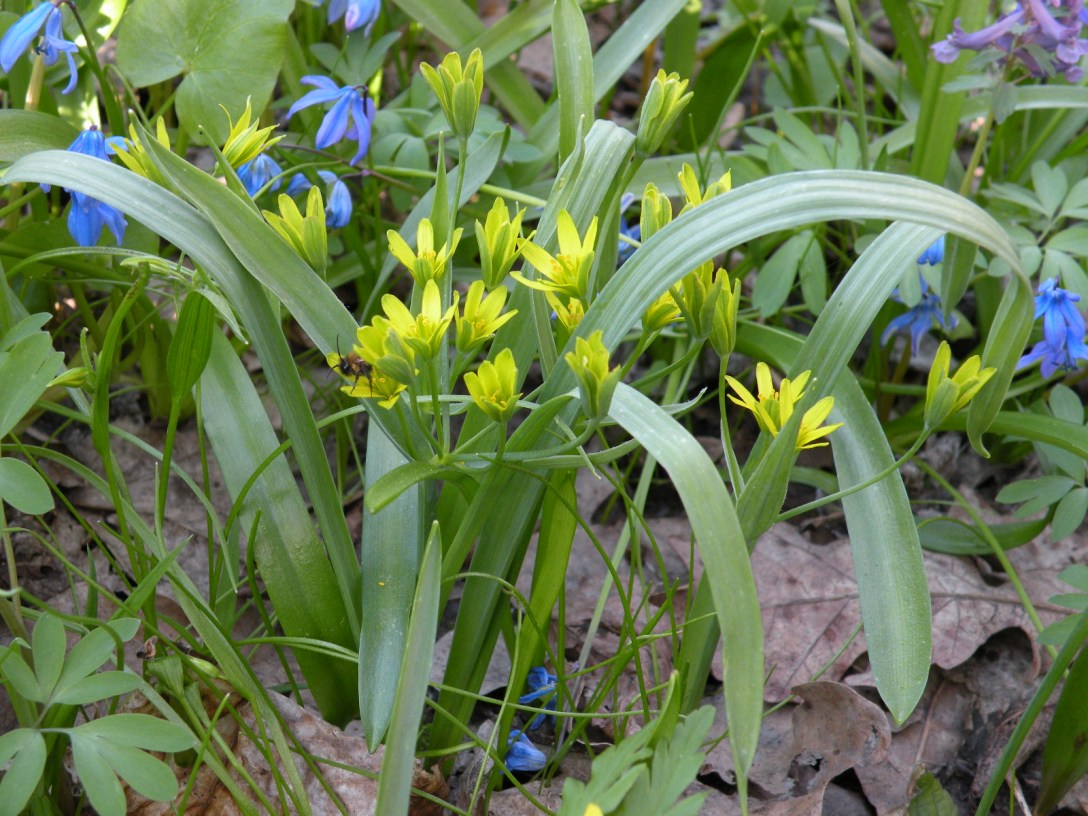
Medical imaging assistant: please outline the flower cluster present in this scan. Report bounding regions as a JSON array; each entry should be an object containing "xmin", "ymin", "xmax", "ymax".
[
  {"xmin": 0, "ymin": 2, "xmax": 79, "ymax": 93},
  {"xmin": 1017, "ymin": 277, "xmax": 1088, "ymax": 377},
  {"xmin": 932, "ymin": 0, "xmax": 1088, "ymax": 82},
  {"xmin": 881, "ymin": 277, "xmax": 957, "ymax": 355}
]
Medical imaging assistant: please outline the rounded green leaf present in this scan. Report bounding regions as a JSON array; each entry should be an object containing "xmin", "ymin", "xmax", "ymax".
[
  {"xmin": 0, "ymin": 458, "xmax": 53, "ymax": 515},
  {"xmin": 115, "ymin": 0, "xmax": 294, "ymax": 143},
  {"xmin": 102, "ymin": 743, "xmax": 181, "ymax": 803},
  {"xmin": 71, "ymin": 735, "xmax": 125, "ymax": 816}
]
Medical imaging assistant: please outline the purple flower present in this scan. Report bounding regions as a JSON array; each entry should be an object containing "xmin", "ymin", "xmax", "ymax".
[
  {"xmin": 518, "ymin": 666, "xmax": 557, "ymax": 730},
  {"xmin": 287, "ymin": 76, "xmax": 377, "ymax": 165},
  {"xmin": 505, "ymin": 730, "xmax": 547, "ymax": 773},
  {"xmin": 932, "ymin": 0, "xmax": 1088, "ymax": 82},
  {"xmin": 1017, "ymin": 277, "xmax": 1088, "ymax": 377},
  {"xmin": 60, "ymin": 129, "xmax": 127, "ymax": 246},
  {"xmin": 0, "ymin": 2, "xmax": 79, "ymax": 94},
  {"xmin": 286, "ymin": 170, "xmax": 353, "ymax": 228},
  {"xmin": 237, "ymin": 154, "xmax": 283, "ymax": 197},
  {"xmin": 881, "ymin": 276, "xmax": 957, "ymax": 355},
  {"xmin": 917, "ymin": 235, "xmax": 945, "ymax": 266},
  {"xmin": 325, "ymin": 0, "xmax": 380, "ymax": 34}
]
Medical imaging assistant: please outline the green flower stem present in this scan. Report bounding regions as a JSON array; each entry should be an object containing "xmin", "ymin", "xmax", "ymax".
[
  {"xmin": 718, "ymin": 358, "xmax": 745, "ymax": 494},
  {"xmin": 66, "ymin": 0, "xmax": 124, "ymax": 135},
  {"xmin": 915, "ymin": 458, "xmax": 1054, "ymax": 653},
  {"xmin": 369, "ymin": 166, "xmax": 548, "ymax": 208},
  {"xmin": 777, "ymin": 434, "xmax": 928, "ymax": 522},
  {"xmin": 427, "ymin": 356, "xmax": 446, "ymax": 454}
]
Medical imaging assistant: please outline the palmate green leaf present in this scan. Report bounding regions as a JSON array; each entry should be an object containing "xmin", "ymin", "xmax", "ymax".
[
  {"xmin": 374, "ymin": 523, "xmax": 442, "ymax": 816},
  {"xmin": 52, "ymin": 671, "xmax": 141, "ymax": 706},
  {"xmin": 0, "ymin": 728, "xmax": 46, "ymax": 816},
  {"xmin": 359, "ymin": 423, "xmax": 424, "ymax": 748},
  {"xmin": 552, "ymin": 0, "xmax": 594, "ymax": 166},
  {"xmin": 608, "ymin": 384, "xmax": 762, "ymax": 798},
  {"xmin": 0, "ymin": 323, "xmax": 62, "ymax": 440},
  {"xmin": 0, "ymin": 458, "xmax": 53, "ymax": 515},
  {"xmin": 115, "ymin": 0, "xmax": 294, "ymax": 144}
]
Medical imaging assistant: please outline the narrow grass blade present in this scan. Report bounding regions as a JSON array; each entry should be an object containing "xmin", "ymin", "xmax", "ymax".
[
  {"xmin": 374, "ymin": 522, "xmax": 442, "ymax": 815},
  {"xmin": 1036, "ymin": 642, "xmax": 1088, "ymax": 813},
  {"xmin": 202, "ymin": 333, "xmax": 357, "ymax": 724},
  {"xmin": 609, "ymin": 383, "xmax": 762, "ymax": 802},
  {"xmin": 552, "ymin": 0, "xmax": 594, "ymax": 166}
]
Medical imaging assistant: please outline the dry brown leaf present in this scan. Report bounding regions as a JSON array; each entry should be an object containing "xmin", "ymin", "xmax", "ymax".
[
  {"xmin": 126, "ymin": 692, "xmax": 446, "ymax": 815},
  {"xmin": 713, "ymin": 524, "xmax": 1071, "ymax": 701},
  {"xmin": 703, "ymin": 681, "xmax": 890, "ymax": 813}
]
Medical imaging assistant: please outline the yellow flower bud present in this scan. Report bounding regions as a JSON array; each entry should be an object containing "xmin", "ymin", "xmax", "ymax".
[
  {"xmin": 924, "ymin": 341, "xmax": 996, "ymax": 429},
  {"xmin": 636, "ymin": 70, "xmax": 693, "ymax": 156},
  {"xmin": 420, "ymin": 48, "xmax": 485, "ymax": 140},
  {"xmin": 564, "ymin": 331, "xmax": 621, "ymax": 419},
  {"xmin": 263, "ymin": 186, "xmax": 328, "ymax": 274},
  {"xmin": 464, "ymin": 347, "xmax": 521, "ymax": 423}
]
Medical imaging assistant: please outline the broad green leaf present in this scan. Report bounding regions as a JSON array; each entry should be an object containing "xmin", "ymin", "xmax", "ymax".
[
  {"xmin": 167, "ymin": 291, "xmax": 215, "ymax": 399},
  {"xmin": 609, "ymin": 383, "xmax": 762, "ymax": 800},
  {"xmin": 0, "ymin": 458, "xmax": 53, "ymax": 515},
  {"xmin": 552, "ymin": 0, "xmax": 594, "ymax": 166},
  {"xmin": 100, "ymin": 742, "xmax": 180, "ymax": 803},
  {"xmin": 374, "ymin": 524, "xmax": 442, "ymax": 815},
  {"xmin": 917, "ymin": 516, "xmax": 1048, "ymax": 556},
  {"xmin": 359, "ymin": 423, "xmax": 424, "ymax": 748},
  {"xmin": 907, "ymin": 772, "xmax": 959, "ymax": 816},
  {"xmin": 0, "ymin": 110, "xmax": 79, "ymax": 161},
  {"xmin": 53, "ymin": 671, "xmax": 141, "ymax": 706},
  {"xmin": 56, "ymin": 619, "xmax": 140, "ymax": 696},
  {"xmin": 115, "ymin": 0, "xmax": 294, "ymax": 143},
  {"xmin": 0, "ymin": 646, "xmax": 41, "ymax": 702},
  {"xmin": 31, "ymin": 614, "xmax": 65, "ymax": 701},
  {"xmin": 73, "ymin": 713, "xmax": 193, "ymax": 751},
  {"xmin": 70, "ymin": 733, "xmax": 125, "ymax": 816},
  {"xmin": 0, "ymin": 328, "xmax": 62, "ymax": 440},
  {"xmin": 202, "ymin": 333, "xmax": 358, "ymax": 723},
  {"xmin": 0, "ymin": 729, "xmax": 46, "ymax": 816}
]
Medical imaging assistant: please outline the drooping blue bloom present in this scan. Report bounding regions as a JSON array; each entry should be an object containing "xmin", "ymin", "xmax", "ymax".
[
  {"xmin": 286, "ymin": 170, "xmax": 353, "ymax": 228},
  {"xmin": 1017, "ymin": 277, "xmax": 1088, "ymax": 377},
  {"xmin": 917, "ymin": 235, "xmax": 945, "ymax": 266},
  {"xmin": 61, "ymin": 129, "xmax": 127, "ymax": 247},
  {"xmin": 932, "ymin": 0, "xmax": 1088, "ymax": 82},
  {"xmin": 617, "ymin": 192, "xmax": 641, "ymax": 266},
  {"xmin": 325, "ymin": 0, "xmax": 380, "ymax": 34},
  {"xmin": 881, "ymin": 276, "xmax": 957, "ymax": 355},
  {"xmin": 287, "ymin": 76, "xmax": 377, "ymax": 165},
  {"xmin": 237, "ymin": 154, "xmax": 283, "ymax": 197},
  {"xmin": 0, "ymin": 2, "xmax": 79, "ymax": 94},
  {"xmin": 505, "ymin": 730, "xmax": 547, "ymax": 773},
  {"xmin": 518, "ymin": 666, "xmax": 557, "ymax": 731}
]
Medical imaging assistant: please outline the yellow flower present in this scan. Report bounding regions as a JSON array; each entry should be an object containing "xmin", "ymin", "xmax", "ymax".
[
  {"xmin": 263, "ymin": 185, "xmax": 327, "ymax": 273},
  {"xmin": 512, "ymin": 211, "xmax": 598, "ymax": 300},
  {"xmin": 725, "ymin": 363, "xmax": 843, "ymax": 450},
  {"xmin": 924, "ymin": 341, "xmax": 996, "ymax": 429},
  {"xmin": 381, "ymin": 280, "xmax": 459, "ymax": 360},
  {"xmin": 221, "ymin": 98, "xmax": 283, "ymax": 168},
  {"xmin": 420, "ymin": 48, "xmax": 484, "ymax": 139},
  {"xmin": 456, "ymin": 280, "xmax": 516, "ymax": 354},
  {"xmin": 564, "ymin": 331, "xmax": 621, "ymax": 419},
  {"xmin": 387, "ymin": 218, "xmax": 463, "ymax": 286},
  {"xmin": 475, "ymin": 197, "xmax": 527, "ymax": 290},
  {"xmin": 464, "ymin": 348, "xmax": 521, "ymax": 423},
  {"xmin": 546, "ymin": 291, "xmax": 587, "ymax": 335},
  {"xmin": 583, "ymin": 806, "xmax": 604, "ymax": 816},
  {"xmin": 108, "ymin": 118, "xmax": 172, "ymax": 184},
  {"xmin": 327, "ymin": 328, "xmax": 408, "ymax": 410},
  {"xmin": 642, "ymin": 288, "xmax": 681, "ymax": 335},
  {"xmin": 670, "ymin": 261, "xmax": 721, "ymax": 338},
  {"xmin": 709, "ymin": 273, "xmax": 742, "ymax": 359},
  {"xmin": 677, "ymin": 163, "xmax": 731, "ymax": 213},
  {"xmin": 639, "ymin": 182, "xmax": 673, "ymax": 243}
]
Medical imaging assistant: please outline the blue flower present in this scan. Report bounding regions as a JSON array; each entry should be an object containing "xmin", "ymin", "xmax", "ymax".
[
  {"xmin": 881, "ymin": 276, "xmax": 957, "ymax": 355},
  {"xmin": 618, "ymin": 192, "xmax": 641, "ymax": 266},
  {"xmin": 1017, "ymin": 277, "xmax": 1088, "ymax": 377},
  {"xmin": 917, "ymin": 235, "xmax": 945, "ymax": 266},
  {"xmin": 505, "ymin": 730, "xmax": 547, "ymax": 773},
  {"xmin": 0, "ymin": 2, "xmax": 79, "ymax": 94},
  {"xmin": 325, "ymin": 0, "xmax": 380, "ymax": 34},
  {"xmin": 58, "ymin": 129, "xmax": 127, "ymax": 246},
  {"xmin": 287, "ymin": 76, "xmax": 377, "ymax": 165},
  {"xmin": 518, "ymin": 666, "xmax": 557, "ymax": 730},
  {"xmin": 286, "ymin": 170, "xmax": 353, "ymax": 228},
  {"xmin": 932, "ymin": 0, "xmax": 1088, "ymax": 82},
  {"xmin": 237, "ymin": 154, "xmax": 283, "ymax": 197}
]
